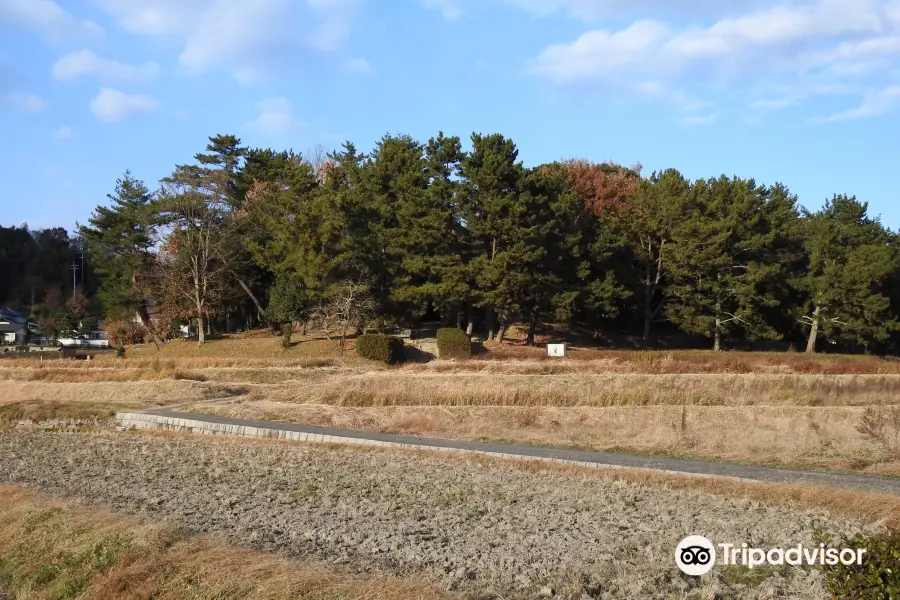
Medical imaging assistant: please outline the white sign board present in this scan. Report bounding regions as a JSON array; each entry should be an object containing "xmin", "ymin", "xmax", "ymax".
[{"xmin": 547, "ymin": 343, "xmax": 566, "ymax": 358}]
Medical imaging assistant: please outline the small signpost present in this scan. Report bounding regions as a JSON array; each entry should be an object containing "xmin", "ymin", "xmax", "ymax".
[{"xmin": 547, "ymin": 343, "xmax": 567, "ymax": 358}]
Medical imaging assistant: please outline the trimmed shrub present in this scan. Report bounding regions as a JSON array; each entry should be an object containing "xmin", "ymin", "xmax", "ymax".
[
  {"xmin": 356, "ymin": 334, "xmax": 404, "ymax": 364},
  {"xmin": 437, "ymin": 328, "xmax": 471, "ymax": 359},
  {"xmin": 820, "ymin": 530, "xmax": 900, "ymax": 599}
]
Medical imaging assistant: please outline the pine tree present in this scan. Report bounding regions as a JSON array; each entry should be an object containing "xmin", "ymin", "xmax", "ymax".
[
  {"xmin": 795, "ymin": 195, "xmax": 897, "ymax": 353},
  {"xmin": 79, "ymin": 171, "xmax": 162, "ymax": 347},
  {"xmin": 460, "ymin": 133, "xmax": 523, "ymax": 340},
  {"xmin": 667, "ymin": 176, "xmax": 783, "ymax": 351}
]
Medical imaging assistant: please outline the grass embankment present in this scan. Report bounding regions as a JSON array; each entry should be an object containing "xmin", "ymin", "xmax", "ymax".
[
  {"xmin": 0, "ymin": 484, "xmax": 445, "ymax": 600},
  {"xmin": 192, "ymin": 402, "xmax": 900, "ymax": 477},
  {"xmin": 5, "ymin": 333, "xmax": 900, "ymax": 476}
]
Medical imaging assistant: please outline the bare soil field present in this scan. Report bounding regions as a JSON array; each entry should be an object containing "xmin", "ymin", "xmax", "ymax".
[
  {"xmin": 0, "ymin": 484, "xmax": 447, "ymax": 600},
  {"xmin": 0, "ymin": 431, "xmax": 886, "ymax": 600}
]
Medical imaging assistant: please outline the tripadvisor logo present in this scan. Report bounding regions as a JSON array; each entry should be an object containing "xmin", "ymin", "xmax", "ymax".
[
  {"xmin": 676, "ymin": 535, "xmax": 716, "ymax": 576},
  {"xmin": 674, "ymin": 535, "xmax": 867, "ymax": 576}
]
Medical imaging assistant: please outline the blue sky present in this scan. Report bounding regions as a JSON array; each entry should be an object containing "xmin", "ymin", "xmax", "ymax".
[{"xmin": 1, "ymin": 0, "xmax": 899, "ymax": 230}]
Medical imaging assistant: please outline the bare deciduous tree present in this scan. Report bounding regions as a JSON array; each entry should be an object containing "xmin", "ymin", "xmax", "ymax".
[
  {"xmin": 156, "ymin": 167, "xmax": 239, "ymax": 345},
  {"xmin": 310, "ymin": 279, "xmax": 375, "ymax": 353}
]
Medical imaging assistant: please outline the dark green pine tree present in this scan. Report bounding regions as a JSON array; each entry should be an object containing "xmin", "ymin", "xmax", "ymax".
[
  {"xmin": 504, "ymin": 163, "xmax": 582, "ymax": 345},
  {"xmin": 195, "ymin": 133, "xmax": 247, "ymax": 209},
  {"xmin": 795, "ymin": 195, "xmax": 897, "ymax": 353},
  {"xmin": 666, "ymin": 176, "xmax": 784, "ymax": 351},
  {"xmin": 460, "ymin": 133, "xmax": 523, "ymax": 340},
  {"xmin": 362, "ymin": 133, "xmax": 428, "ymax": 323},
  {"xmin": 617, "ymin": 169, "xmax": 691, "ymax": 342},
  {"xmin": 78, "ymin": 171, "xmax": 162, "ymax": 347}
]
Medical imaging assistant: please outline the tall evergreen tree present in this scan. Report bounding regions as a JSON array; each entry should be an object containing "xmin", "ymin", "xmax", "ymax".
[
  {"xmin": 795, "ymin": 195, "xmax": 897, "ymax": 353},
  {"xmin": 79, "ymin": 171, "xmax": 162, "ymax": 347},
  {"xmin": 460, "ymin": 133, "xmax": 523, "ymax": 340},
  {"xmin": 667, "ymin": 176, "xmax": 783, "ymax": 351}
]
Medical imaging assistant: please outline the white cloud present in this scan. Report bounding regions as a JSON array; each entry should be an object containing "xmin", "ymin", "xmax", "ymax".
[
  {"xmin": 246, "ymin": 97, "xmax": 305, "ymax": 135},
  {"xmin": 679, "ymin": 112, "xmax": 720, "ymax": 126},
  {"xmin": 0, "ymin": 0, "xmax": 103, "ymax": 42},
  {"xmin": 2, "ymin": 92, "xmax": 47, "ymax": 111},
  {"xmin": 749, "ymin": 96, "xmax": 797, "ymax": 110},
  {"xmin": 343, "ymin": 57, "xmax": 372, "ymax": 73},
  {"xmin": 529, "ymin": 0, "xmax": 900, "ymax": 116},
  {"xmin": 505, "ymin": 0, "xmax": 778, "ymax": 21},
  {"xmin": 821, "ymin": 85, "xmax": 900, "ymax": 120},
  {"xmin": 93, "ymin": 0, "xmax": 359, "ymax": 81},
  {"xmin": 89, "ymin": 87, "xmax": 159, "ymax": 122},
  {"xmin": 421, "ymin": 0, "xmax": 463, "ymax": 20},
  {"xmin": 52, "ymin": 49, "xmax": 159, "ymax": 83},
  {"xmin": 55, "ymin": 125, "xmax": 73, "ymax": 139}
]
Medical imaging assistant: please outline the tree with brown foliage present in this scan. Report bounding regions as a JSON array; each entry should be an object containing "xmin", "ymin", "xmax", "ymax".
[{"xmin": 565, "ymin": 159, "xmax": 641, "ymax": 217}]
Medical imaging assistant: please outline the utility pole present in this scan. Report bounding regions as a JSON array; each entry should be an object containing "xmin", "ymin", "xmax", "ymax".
[
  {"xmin": 79, "ymin": 254, "xmax": 85, "ymax": 290},
  {"xmin": 70, "ymin": 263, "xmax": 79, "ymax": 298}
]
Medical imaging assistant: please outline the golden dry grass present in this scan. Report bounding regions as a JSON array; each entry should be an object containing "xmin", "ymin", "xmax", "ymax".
[
  {"xmin": 0, "ymin": 380, "xmax": 249, "ymax": 423},
  {"xmin": 235, "ymin": 371, "xmax": 900, "ymax": 407},
  {"xmin": 0, "ymin": 484, "xmax": 447, "ymax": 600},
  {"xmin": 4, "ymin": 333, "xmax": 899, "ymax": 477},
  {"xmin": 191, "ymin": 402, "xmax": 900, "ymax": 476}
]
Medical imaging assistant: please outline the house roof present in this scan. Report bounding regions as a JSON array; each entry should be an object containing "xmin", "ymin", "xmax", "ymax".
[
  {"xmin": 0, "ymin": 323, "xmax": 27, "ymax": 333},
  {"xmin": 0, "ymin": 307, "xmax": 27, "ymax": 324}
]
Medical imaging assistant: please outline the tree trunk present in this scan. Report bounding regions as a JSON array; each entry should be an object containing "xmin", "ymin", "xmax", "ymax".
[
  {"xmin": 302, "ymin": 320, "xmax": 308, "ymax": 336},
  {"xmin": 642, "ymin": 308, "xmax": 652, "ymax": 345},
  {"xmin": 496, "ymin": 322, "xmax": 507, "ymax": 343},
  {"xmin": 526, "ymin": 317, "xmax": 537, "ymax": 346},
  {"xmin": 465, "ymin": 302, "xmax": 474, "ymax": 336},
  {"xmin": 642, "ymin": 266, "xmax": 653, "ymax": 343},
  {"xmin": 456, "ymin": 308, "xmax": 465, "ymax": 330},
  {"xmin": 197, "ymin": 315, "xmax": 205, "ymax": 346},
  {"xmin": 137, "ymin": 302, "xmax": 163, "ymax": 350},
  {"xmin": 806, "ymin": 305, "xmax": 820, "ymax": 353},
  {"xmin": 235, "ymin": 276, "xmax": 269, "ymax": 326},
  {"xmin": 713, "ymin": 301, "xmax": 721, "ymax": 352},
  {"xmin": 486, "ymin": 307, "xmax": 495, "ymax": 340}
]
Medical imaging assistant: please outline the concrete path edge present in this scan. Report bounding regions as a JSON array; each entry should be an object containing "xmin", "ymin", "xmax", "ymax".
[{"xmin": 115, "ymin": 409, "xmax": 900, "ymax": 496}]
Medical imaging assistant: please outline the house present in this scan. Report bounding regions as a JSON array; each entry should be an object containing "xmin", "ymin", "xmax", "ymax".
[
  {"xmin": 0, "ymin": 321, "xmax": 28, "ymax": 344},
  {"xmin": 0, "ymin": 307, "xmax": 30, "ymax": 345}
]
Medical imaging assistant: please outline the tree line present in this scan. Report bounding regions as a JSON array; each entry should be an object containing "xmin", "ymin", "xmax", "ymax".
[{"xmin": 4, "ymin": 132, "xmax": 899, "ymax": 354}]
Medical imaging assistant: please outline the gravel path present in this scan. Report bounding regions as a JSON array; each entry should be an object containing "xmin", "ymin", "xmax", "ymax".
[{"xmin": 0, "ymin": 431, "xmax": 876, "ymax": 600}]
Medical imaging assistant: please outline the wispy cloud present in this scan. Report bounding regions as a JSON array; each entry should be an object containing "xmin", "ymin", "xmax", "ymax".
[
  {"xmin": 528, "ymin": 0, "xmax": 900, "ymax": 119},
  {"xmin": 89, "ymin": 87, "xmax": 159, "ymax": 122},
  {"xmin": 245, "ymin": 97, "xmax": 305, "ymax": 135},
  {"xmin": 421, "ymin": 0, "xmax": 463, "ymax": 20},
  {"xmin": 53, "ymin": 49, "xmax": 159, "ymax": 84},
  {"xmin": 0, "ymin": 0, "xmax": 103, "ymax": 43},
  {"xmin": 819, "ymin": 85, "xmax": 900, "ymax": 121},
  {"xmin": 2, "ymin": 92, "xmax": 47, "ymax": 111}
]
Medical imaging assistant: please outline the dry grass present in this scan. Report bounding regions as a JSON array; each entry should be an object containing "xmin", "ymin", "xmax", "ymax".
[
  {"xmin": 477, "ymin": 344, "xmax": 900, "ymax": 374},
  {"xmin": 240, "ymin": 372, "xmax": 900, "ymax": 407},
  {"xmin": 0, "ymin": 381, "xmax": 249, "ymax": 424},
  {"xmin": 191, "ymin": 402, "xmax": 900, "ymax": 476},
  {"xmin": 0, "ymin": 484, "xmax": 447, "ymax": 600}
]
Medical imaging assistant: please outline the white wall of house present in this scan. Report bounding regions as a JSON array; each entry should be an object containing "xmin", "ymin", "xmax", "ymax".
[{"xmin": 58, "ymin": 338, "xmax": 110, "ymax": 348}]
